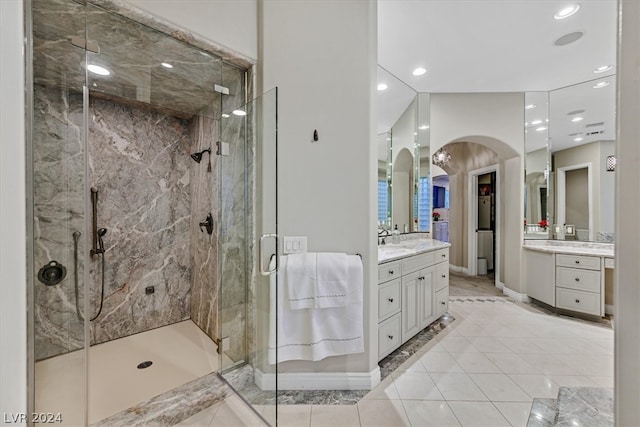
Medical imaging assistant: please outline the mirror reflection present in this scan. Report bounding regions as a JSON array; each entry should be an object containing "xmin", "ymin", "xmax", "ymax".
[{"xmin": 524, "ymin": 75, "xmax": 616, "ymax": 242}]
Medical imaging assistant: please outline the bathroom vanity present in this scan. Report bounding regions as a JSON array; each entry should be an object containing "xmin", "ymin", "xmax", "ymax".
[
  {"xmin": 377, "ymin": 239, "xmax": 451, "ymax": 360},
  {"xmin": 524, "ymin": 241, "xmax": 614, "ymax": 317}
]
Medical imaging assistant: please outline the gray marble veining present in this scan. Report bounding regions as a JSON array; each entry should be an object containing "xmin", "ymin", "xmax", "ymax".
[
  {"xmin": 555, "ymin": 387, "xmax": 614, "ymax": 427},
  {"xmin": 527, "ymin": 398, "xmax": 558, "ymax": 427},
  {"xmin": 91, "ymin": 372, "xmax": 231, "ymax": 426},
  {"xmin": 378, "ymin": 238, "xmax": 451, "ymax": 263},
  {"xmin": 523, "ymin": 240, "xmax": 614, "ymax": 257}
]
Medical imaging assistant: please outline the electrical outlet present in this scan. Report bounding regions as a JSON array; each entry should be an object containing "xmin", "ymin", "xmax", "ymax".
[
  {"xmin": 145, "ymin": 286, "xmax": 155, "ymax": 295},
  {"xmin": 283, "ymin": 236, "xmax": 307, "ymax": 254}
]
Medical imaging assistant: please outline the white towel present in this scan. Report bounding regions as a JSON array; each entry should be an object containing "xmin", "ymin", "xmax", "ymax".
[
  {"xmin": 315, "ymin": 252, "xmax": 349, "ymax": 308},
  {"xmin": 286, "ymin": 253, "xmax": 317, "ymax": 310},
  {"xmin": 268, "ymin": 255, "xmax": 364, "ymax": 364}
]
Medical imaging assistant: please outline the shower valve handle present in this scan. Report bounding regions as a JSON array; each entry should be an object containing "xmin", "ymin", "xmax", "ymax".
[{"xmin": 200, "ymin": 213, "xmax": 213, "ymax": 235}]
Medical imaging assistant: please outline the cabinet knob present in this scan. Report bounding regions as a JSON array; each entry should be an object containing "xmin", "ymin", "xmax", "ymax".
[
  {"xmin": 441, "ymin": 254, "xmax": 446, "ymax": 258},
  {"xmin": 442, "ymin": 274, "xmax": 447, "ymax": 278},
  {"xmin": 575, "ymin": 277, "xmax": 580, "ymax": 282},
  {"xmin": 388, "ymin": 335, "xmax": 394, "ymax": 340},
  {"xmin": 418, "ymin": 276, "xmax": 425, "ymax": 281},
  {"xmin": 388, "ymin": 298, "xmax": 394, "ymax": 303},
  {"xmin": 389, "ymin": 270, "xmax": 394, "ymax": 275},
  {"xmin": 441, "ymin": 301, "xmax": 446, "ymax": 305},
  {"xmin": 575, "ymin": 260, "xmax": 580, "ymax": 264},
  {"xmin": 575, "ymin": 299, "xmax": 581, "ymax": 303}
]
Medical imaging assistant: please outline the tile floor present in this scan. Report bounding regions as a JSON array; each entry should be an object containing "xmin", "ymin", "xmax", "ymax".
[{"xmin": 179, "ymin": 298, "xmax": 613, "ymax": 426}]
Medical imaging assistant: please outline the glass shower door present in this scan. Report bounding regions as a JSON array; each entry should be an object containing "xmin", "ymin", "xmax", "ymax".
[
  {"xmin": 219, "ymin": 87, "xmax": 278, "ymax": 420},
  {"xmin": 29, "ymin": 0, "xmax": 90, "ymax": 424}
]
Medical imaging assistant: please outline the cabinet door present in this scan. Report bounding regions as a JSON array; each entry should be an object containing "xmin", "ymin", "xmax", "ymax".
[
  {"xmin": 401, "ymin": 270, "xmax": 421, "ymax": 342},
  {"xmin": 525, "ymin": 250, "xmax": 555, "ymax": 306},
  {"xmin": 420, "ymin": 266, "xmax": 435, "ymax": 329}
]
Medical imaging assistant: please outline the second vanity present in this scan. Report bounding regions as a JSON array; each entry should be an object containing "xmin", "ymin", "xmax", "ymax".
[
  {"xmin": 524, "ymin": 240, "xmax": 614, "ymax": 317},
  {"xmin": 377, "ymin": 238, "xmax": 451, "ymax": 361}
]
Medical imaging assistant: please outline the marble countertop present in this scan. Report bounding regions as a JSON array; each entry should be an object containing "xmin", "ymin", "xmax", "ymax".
[
  {"xmin": 523, "ymin": 240, "xmax": 614, "ymax": 257},
  {"xmin": 378, "ymin": 238, "xmax": 451, "ymax": 263}
]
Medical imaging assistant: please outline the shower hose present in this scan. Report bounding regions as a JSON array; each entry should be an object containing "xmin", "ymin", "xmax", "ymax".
[{"xmin": 73, "ymin": 231, "xmax": 106, "ymax": 322}]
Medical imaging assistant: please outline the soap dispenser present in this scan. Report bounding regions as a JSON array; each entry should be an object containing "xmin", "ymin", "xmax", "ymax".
[{"xmin": 392, "ymin": 224, "xmax": 400, "ymax": 244}]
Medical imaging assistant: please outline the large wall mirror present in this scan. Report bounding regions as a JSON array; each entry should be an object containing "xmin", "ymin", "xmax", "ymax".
[
  {"xmin": 377, "ymin": 66, "xmax": 433, "ymax": 235},
  {"xmin": 524, "ymin": 75, "xmax": 616, "ymax": 242}
]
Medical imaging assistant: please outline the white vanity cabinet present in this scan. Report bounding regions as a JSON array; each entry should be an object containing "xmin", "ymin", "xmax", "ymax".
[
  {"xmin": 378, "ymin": 245, "xmax": 450, "ymax": 361},
  {"xmin": 525, "ymin": 248, "xmax": 606, "ymax": 317}
]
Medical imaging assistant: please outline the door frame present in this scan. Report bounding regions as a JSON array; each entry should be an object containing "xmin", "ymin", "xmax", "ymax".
[{"xmin": 467, "ymin": 164, "xmax": 501, "ymax": 289}]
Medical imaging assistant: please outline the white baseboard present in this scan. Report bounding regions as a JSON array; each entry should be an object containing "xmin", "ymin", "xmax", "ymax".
[
  {"xmin": 254, "ymin": 367, "xmax": 381, "ymax": 391},
  {"xmin": 449, "ymin": 264, "xmax": 470, "ymax": 275},
  {"xmin": 605, "ymin": 304, "xmax": 614, "ymax": 315},
  {"xmin": 502, "ymin": 286, "xmax": 531, "ymax": 303},
  {"xmin": 496, "ymin": 281, "xmax": 505, "ymax": 290}
]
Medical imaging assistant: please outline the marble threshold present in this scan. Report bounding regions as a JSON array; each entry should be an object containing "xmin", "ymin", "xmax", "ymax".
[{"xmin": 527, "ymin": 386, "xmax": 614, "ymax": 427}]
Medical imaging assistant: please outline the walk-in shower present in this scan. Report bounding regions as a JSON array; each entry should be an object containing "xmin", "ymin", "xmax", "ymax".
[{"xmin": 26, "ymin": 0, "xmax": 277, "ymax": 424}]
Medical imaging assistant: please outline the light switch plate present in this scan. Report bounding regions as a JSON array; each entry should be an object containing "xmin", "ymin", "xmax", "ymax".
[{"xmin": 283, "ymin": 236, "xmax": 307, "ymax": 254}]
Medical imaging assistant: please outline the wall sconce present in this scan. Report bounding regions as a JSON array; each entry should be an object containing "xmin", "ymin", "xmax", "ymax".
[
  {"xmin": 606, "ymin": 155, "xmax": 616, "ymax": 172},
  {"xmin": 565, "ymin": 224, "xmax": 575, "ymax": 236}
]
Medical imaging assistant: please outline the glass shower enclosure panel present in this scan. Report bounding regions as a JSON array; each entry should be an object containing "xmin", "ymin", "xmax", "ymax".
[
  {"xmin": 219, "ymin": 87, "xmax": 278, "ymax": 417},
  {"xmin": 29, "ymin": 0, "xmax": 90, "ymax": 424}
]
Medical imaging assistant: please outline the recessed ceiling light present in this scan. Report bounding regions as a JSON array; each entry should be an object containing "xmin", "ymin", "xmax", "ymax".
[
  {"xmin": 377, "ymin": 83, "xmax": 388, "ymax": 91},
  {"xmin": 593, "ymin": 65, "xmax": 613, "ymax": 74},
  {"xmin": 412, "ymin": 67, "xmax": 427, "ymax": 76},
  {"xmin": 87, "ymin": 64, "xmax": 110, "ymax": 76},
  {"xmin": 221, "ymin": 113, "xmax": 230, "ymax": 118},
  {"xmin": 525, "ymin": 104, "xmax": 537, "ymax": 110},
  {"xmin": 232, "ymin": 109, "xmax": 247, "ymax": 116},
  {"xmin": 554, "ymin": 31, "xmax": 584, "ymax": 46},
  {"xmin": 536, "ymin": 126, "xmax": 548, "ymax": 132},
  {"xmin": 574, "ymin": 137, "xmax": 584, "ymax": 142},
  {"xmin": 571, "ymin": 117, "xmax": 584, "ymax": 122},
  {"xmin": 554, "ymin": 4, "xmax": 580, "ymax": 20},
  {"xmin": 593, "ymin": 81, "xmax": 610, "ymax": 89},
  {"xmin": 419, "ymin": 125, "xmax": 429, "ymax": 130},
  {"xmin": 531, "ymin": 119, "xmax": 542, "ymax": 125},
  {"xmin": 161, "ymin": 62, "xmax": 173, "ymax": 69}
]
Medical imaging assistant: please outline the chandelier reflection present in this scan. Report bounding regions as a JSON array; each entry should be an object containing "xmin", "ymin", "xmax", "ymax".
[{"xmin": 432, "ymin": 147, "xmax": 452, "ymax": 167}]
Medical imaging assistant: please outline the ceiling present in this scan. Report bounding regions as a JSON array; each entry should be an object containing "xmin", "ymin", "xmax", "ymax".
[{"xmin": 377, "ymin": 0, "xmax": 618, "ymax": 152}]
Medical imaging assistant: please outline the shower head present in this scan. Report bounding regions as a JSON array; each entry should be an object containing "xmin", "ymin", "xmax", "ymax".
[{"xmin": 190, "ymin": 148, "xmax": 211, "ymax": 163}]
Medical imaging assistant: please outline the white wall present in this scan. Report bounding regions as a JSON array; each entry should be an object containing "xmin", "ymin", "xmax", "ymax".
[
  {"xmin": 124, "ymin": 0, "xmax": 257, "ymax": 60},
  {"xmin": 615, "ymin": 0, "xmax": 640, "ymax": 424},
  {"xmin": 259, "ymin": 0, "xmax": 378, "ymax": 375},
  {"xmin": 1, "ymin": 0, "xmax": 27, "ymax": 420}
]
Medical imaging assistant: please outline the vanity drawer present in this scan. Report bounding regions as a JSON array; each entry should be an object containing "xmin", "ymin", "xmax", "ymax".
[
  {"xmin": 435, "ymin": 287, "xmax": 449, "ymax": 317},
  {"xmin": 378, "ymin": 261, "xmax": 401, "ymax": 284},
  {"xmin": 435, "ymin": 248, "xmax": 449, "ymax": 264},
  {"xmin": 402, "ymin": 252, "xmax": 435, "ymax": 274},
  {"xmin": 556, "ymin": 288, "xmax": 601, "ymax": 316},
  {"xmin": 378, "ymin": 279, "xmax": 401, "ymax": 321},
  {"xmin": 435, "ymin": 262, "xmax": 449, "ymax": 291},
  {"xmin": 556, "ymin": 254, "xmax": 601, "ymax": 271},
  {"xmin": 378, "ymin": 313, "xmax": 402, "ymax": 360},
  {"xmin": 556, "ymin": 267, "xmax": 601, "ymax": 293}
]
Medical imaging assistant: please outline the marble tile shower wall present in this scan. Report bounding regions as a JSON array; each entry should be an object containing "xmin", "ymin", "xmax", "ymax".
[
  {"xmin": 87, "ymin": 97, "xmax": 192, "ymax": 344},
  {"xmin": 33, "ymin": 86, "xmax": 194, "ymax": 360},
  {"xmin": 33, "ymin": 86, "xmax": 86, "ymax": 360}
]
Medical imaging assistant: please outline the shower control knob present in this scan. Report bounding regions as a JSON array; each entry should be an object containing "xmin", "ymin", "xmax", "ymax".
[{"xmin": 37, "ymin": 261, "xmax": 67, "ymax": 286}]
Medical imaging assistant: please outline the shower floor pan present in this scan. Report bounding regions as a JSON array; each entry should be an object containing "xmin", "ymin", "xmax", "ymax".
[{"xmin": 35, "ymin": 320, "xmax": 221, "ymax": 425}]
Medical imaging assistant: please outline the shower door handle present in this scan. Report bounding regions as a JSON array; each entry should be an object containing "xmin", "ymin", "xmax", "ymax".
[{"xmin": 259, "ymin": 233, "xmax": 278, "ymax": 276}]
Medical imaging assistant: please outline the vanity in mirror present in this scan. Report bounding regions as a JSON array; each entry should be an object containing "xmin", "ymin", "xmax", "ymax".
[{"xmin": 524, "ymin": 75, "xmax": 616, "ymax": 243}]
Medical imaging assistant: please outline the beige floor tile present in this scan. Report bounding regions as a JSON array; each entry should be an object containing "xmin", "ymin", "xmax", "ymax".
[
  {"xmin": 358, "ymin": 399, "xmax": 410, "ymax": 427},
  {"xmin": 484, "ymin": 352, "xmax": 540, "ymax": 375},
  {"xmin": 210, "ymin": 396, "xmax": 263, "ymax": 427},
  {"xmin": 493, "ymin": 402, "xmax": 533, "ymax": 427},
  {"xmin": 507, "ymin": 374, "xmax": 560, "ymax": 399},
  {"xmin": 402, "ymin": 400, "xmax": 461, "ymax": 426},
  {"xmin": 392, "ymin": 371, "xmax": 444, "ymax": 400},
  {"xmin": 394, "ymin": 353, "xmax": 427, "ymax": 373},
  {"xmin": 517, "ymin": 353, "xmax": 580, "ymax": 376},
  {"xmin": 466, "ymin": 336, "xmax": 513, "ymax": 353},
  {"xmin": 310, "ymin": 405, "xmax": 360, "ymax": 427},
  {"xmin": 588, "ymin": 376, "xmax": 614, "ymax": 388},
  {"xmin": 362, "ymin": 375, "xmax": 400, "ymax": 400},
  {"xmin": 549, "ymin": 375, "xmax": 598, "ymax": 387},
  {"xmin": 438, "ymin": 336, "xmax": 480, "ymax": 353},
  {"xmin": 448, "ymin": 402, "xmax": 510, "ymax": 427},
  {"xmin": 468, "ymin": 373, "xmax": 532, "ymax": 402},
  {"xmin": 429, "ymin": 372, "xmax": 488, "ymax": 401},
  {"xmin": 276, "ymin": 404, "xmax": 312, "ymax": 427},
  {"xmin": 418, "ymin": 350, "xmax": 465, "ymax": 373},
  {"xmin": 450, "ymin": 352, "xmax": 502, "ymax": 374}
]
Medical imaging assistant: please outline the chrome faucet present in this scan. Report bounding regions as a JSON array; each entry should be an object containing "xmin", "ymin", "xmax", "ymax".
[{"xmin": 378, "ymin": 228, "xmax": 391, "ymax": 245}]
